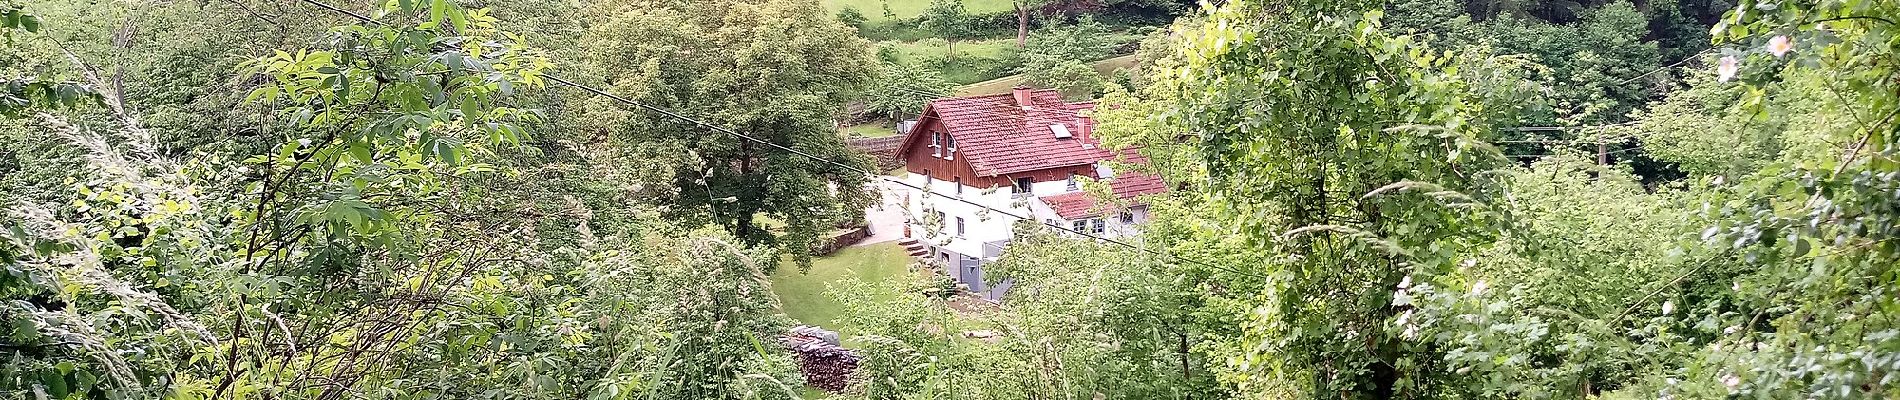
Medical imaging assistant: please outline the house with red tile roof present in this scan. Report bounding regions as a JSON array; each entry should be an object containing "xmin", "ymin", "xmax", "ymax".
[{"xmin": 894, "ymin": 86, "xmax": 1167, "ymax": 299}]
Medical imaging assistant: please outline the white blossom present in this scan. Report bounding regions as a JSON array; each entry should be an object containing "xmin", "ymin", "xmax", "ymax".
[
  {"xmin": 1722, "ymin": 373, "xmax": 1741, "ymax": 391},
  {"xmin": 1470, "ymin": 279, "xmax": 1489, "ymax": 297},
  {"xmin": 1767, "ymin": 35, "xmax": 1794, "ymax": 57},
  {"xmin": 1397, "ymin": 275, "xmax": 1413, "ymax": 289},
  {"xmin": 1724, "ymin": 325, "xmax": 1741, "ymax": 335},
  {"xmin": 1718, "ymin": 56, "xmax": 1740, "ymax": 82},
  {"xmin": 1662, "ymin": 300, "xmax": 1675, "ymax": 315}
]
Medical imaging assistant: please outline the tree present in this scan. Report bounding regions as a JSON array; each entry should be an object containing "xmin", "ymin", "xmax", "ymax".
[
  {"xmin": 919, "ymin": 0, "xmax": 970, "ymax": 61},
  {"xmin": 1024, "ymin": 59, "xmax": 1104, "ymax": 99},
  {"xmin": 576, "ymin": 0, "xmax": 878, "ymax": 269},
  {"xmin": 865, "ymin": 61, "xmax": 955, "ymax": 120},
  {"xmin": 1090, "ymin": 0, "xmax": 1540, "ymax": 395},
  {"xmin": 838, "ymin": 6, "xmax": 868, "ymax": 30}
]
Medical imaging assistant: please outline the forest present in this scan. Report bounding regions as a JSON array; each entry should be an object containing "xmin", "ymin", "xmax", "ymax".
[{"xmin": 1, "ymin": 0, "xmax": 1898, "ymax": 398}]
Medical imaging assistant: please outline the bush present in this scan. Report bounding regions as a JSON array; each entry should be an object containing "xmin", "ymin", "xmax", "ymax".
[
  {"xmin": 1023, "ymin": 58, "xmax": 1104, "ymax": 99},
  {"xmin": 837, "ymin": 6, "xmax": 868, "ymax": 29}
]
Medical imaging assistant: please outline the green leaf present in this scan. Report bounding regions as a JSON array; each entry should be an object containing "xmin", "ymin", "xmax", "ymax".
[
  {"xmin": 19, "ymin": 14, "xmax": 37, "ymax": 33},
  {"xmin": 40, "ymin": 369, "xmax": 68, "ymax": 398},
  {"xmin": 350, "ymin": 140, "xmax": 373, "ymax": 163},
  {"xmin": 430, "ymin": 0, "xmax": 447, "ymax": 26}
]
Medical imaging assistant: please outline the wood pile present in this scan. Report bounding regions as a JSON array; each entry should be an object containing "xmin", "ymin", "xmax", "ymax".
[{"xmin": 781, "ymin": 325, "xmax": 860, "ymax": 392}]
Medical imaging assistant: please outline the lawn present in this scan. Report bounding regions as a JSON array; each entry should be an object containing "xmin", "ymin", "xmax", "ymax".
[
  {"xmin": 842, "ymin": 120, "xmax": 899, "ymax": 137},
  {"xmin": 823, "ymin": 0, "xmax": 1013, "ymax": 22},
  {"xmin": 771, "ymin": 242, "xmax": 914, "ymax": 329}
]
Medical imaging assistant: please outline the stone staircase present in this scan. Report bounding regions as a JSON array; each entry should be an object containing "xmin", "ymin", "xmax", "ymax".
[{"xmin": 899, "ymin": 238, "xmax": 928, "ymax": 259}]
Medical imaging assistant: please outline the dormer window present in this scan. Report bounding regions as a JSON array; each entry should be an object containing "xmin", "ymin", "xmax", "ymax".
[
  {"xmin": 931, "ymin": 132, "xmax": 942, "ymax": 157},
  {"xmin": 1066, "ymin": 173, "xmax": 1079, "ymax": 191},
  {"xmin": 1050, "ymin": 123, "xmax": 1072, "ymax": 139}
]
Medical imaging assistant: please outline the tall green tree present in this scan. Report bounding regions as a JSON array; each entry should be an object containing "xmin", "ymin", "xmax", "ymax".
[
  {"xmin": 919, "ymin": 0, "xmax": 971, "ymax": 61},
  {"xmin": 576, "ymin": 0, "xmax": 878, "ymax": 268}
]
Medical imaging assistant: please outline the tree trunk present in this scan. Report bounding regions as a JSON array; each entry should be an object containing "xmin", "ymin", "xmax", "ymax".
[{"xmin": 1016, "ymin": 4, "xmax": 1029, "ymax": 49}]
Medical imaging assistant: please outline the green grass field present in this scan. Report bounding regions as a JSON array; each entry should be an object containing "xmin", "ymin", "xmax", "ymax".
[
  {"xmin": 823, "ymin": 0, "xmax": 1013, "ymax": 22},
  {"xmin": 771, "ymin": 242, "xmax": 914, "ymax": 329}
]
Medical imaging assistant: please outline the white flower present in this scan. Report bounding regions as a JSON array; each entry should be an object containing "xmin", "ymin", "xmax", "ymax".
[
  {"xmin": 1717, "ymin": 56, "xmax": 1740, "ymax": 82},
  {"xmin": 1470, "ymin": 279, "xmax": 1489, "ymax": 297},
  {"xmin": 1396, "ymin": 309, "xmax": 1413, "ymax": 326},
  {"xmin": 1397, "ymin": 275, "xmax": 1413, "ymax": 289},
  {"xmin": 1461, "ymin": 259, "xmax": 1476, "ymax": 268},
  {"xmin": 1402, "ymin": 324, "xmax": 1419, "ymax": 340},
  {"xmin": 1724, "ymin": 325, "xmax": 1741, "ymax": 335},
  {"xmin": 1662, "ymin": 300, "xmax": 1675, "ymax": 315},
  {"xmin": 1733, "ymin": 281, "xmax": 1742, "ymax": 291},
  {"xmin": 1722, "ymin": 373, "xmax": 1741, "ymax": 391},
  {"xmin": 1767, "ymin": 35, "xmax": 1794, "ymax": 57}
]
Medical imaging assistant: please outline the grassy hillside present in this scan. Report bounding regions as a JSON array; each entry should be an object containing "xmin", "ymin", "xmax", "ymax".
[{"xmin": 956, "ymin": 53, "xmax": 1138, "ymax": 95}]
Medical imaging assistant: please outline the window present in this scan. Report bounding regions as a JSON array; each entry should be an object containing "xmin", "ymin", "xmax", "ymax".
[
  {"xmin": 1072, "ymin": 220, "xmax": 1087, "ymax": 233},
  {"xmin": 954, "ymin": 177, "xmax": 962, "ymax": 195},
  {"xmin": 1091, "ymin": 218, "xmax": 1105, "ymax": 234},
  {"xmin": 946, "ymin": 136, "xmax": 957, "ymax": 159},
  {"xmin": 1015, "ymin": 177, "xmax": 1034, "ymax": 193},
  {"xmin": 931, "ymin": 132, "xmax": 942, "ymax": 157},
  {"xmin": 1120, "ymin": 211, "xmax": 1135, "ymax": 224},
  {"xmin": 1044, "ymin": 218, "xmax": 1056, "ymax": 227},
  {"xmin": 936, "ymin": 211, "xmax": 946, "ymax": 232},
  {"xmin": 955, "ymin": 217, "xmax": 966, "ymax": 237},
  {"xmin": 1066, "ymin": 174, "xmax": 1079, "ymax": 191},
  {"xmin": 923, "ymin": 169, "xmax": 932, "ymax": 188}
]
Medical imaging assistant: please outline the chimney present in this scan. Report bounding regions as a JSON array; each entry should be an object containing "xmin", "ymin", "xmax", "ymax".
[
  {"xmin": 1078, "ymin": 115, "xmax": 1094, "ymax": 140},
  {"xmin": 1012, "ymin": 85, "xmax": 1033, "ymax": 109},
  {"xmin": 1077, "ymin": 115, "xmax": 1095, "ymax": 149}
]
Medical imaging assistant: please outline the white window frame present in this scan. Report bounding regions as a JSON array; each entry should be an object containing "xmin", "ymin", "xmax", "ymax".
[
  {"xmin": 953, "ymin": 177, "xmax": 962, "ymax": 195},
  {"xmin": 1091, "ymin": 218, "xmax": 1105, "ymax": 234},
  {"xmin": 945, "ymin": 135, "xmax": 957, "ymax": 160},
  {"xmin": 931, "ymin": 132, "xmax": 942, "ymax": 157},
  {"xmin": 955, "ymin": 217, "xmax": 966, "ymax": 237}
]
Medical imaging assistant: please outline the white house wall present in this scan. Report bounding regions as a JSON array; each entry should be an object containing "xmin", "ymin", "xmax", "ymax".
[{"xmin": 902, "ymin": 172, "xmax": 1030, "ymax": 259}]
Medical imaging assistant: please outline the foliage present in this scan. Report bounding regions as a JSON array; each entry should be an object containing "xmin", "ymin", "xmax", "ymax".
[
  {"xmin": 840, "ymin": 6, "xmax": 871, "ymax": 29},
  {"xmin": 919, "ymin": 0, "xmax": 972, "ymax": 59},
  {"xmin": 1016, "ymin": 17, "xmax": 1114, "ymax": 96},
  {"xmin": 576, "ymin": 0, "xmax": 879, "ymax": 270},
  {"xmin": 865, "ymin": 61, "xmax": 956, "ymax": 119},
  {"xmin": 0, "ymin": 1, "xmax": 801, "ymax": 398},
  {"xmin": 1024, "ymin": 58, "xmax": 1105, "ymax": 99}
]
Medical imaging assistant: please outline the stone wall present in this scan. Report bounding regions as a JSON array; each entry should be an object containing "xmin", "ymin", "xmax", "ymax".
[
  {"xmin": 812, "ymin": 225, "xmax": 871, "ymax": 256},
  {"xmin": 847, "ymin": 136, "xmax": 905, "ymax": 171}
]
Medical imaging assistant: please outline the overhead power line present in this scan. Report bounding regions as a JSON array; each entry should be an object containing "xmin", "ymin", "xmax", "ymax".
[{"xmin": 288, "ymin": 0, "xmax": 1257, "ymax": 277}]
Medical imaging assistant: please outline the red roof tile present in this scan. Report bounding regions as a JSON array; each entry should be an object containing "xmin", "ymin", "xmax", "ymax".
[
  {"xmin": 896, "ymin": 89, "xmax": 1114, "ymax": 176},
  {"xmin": 1039, "ymin": 172, "xmax": 1168, "ymax": 219}
]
